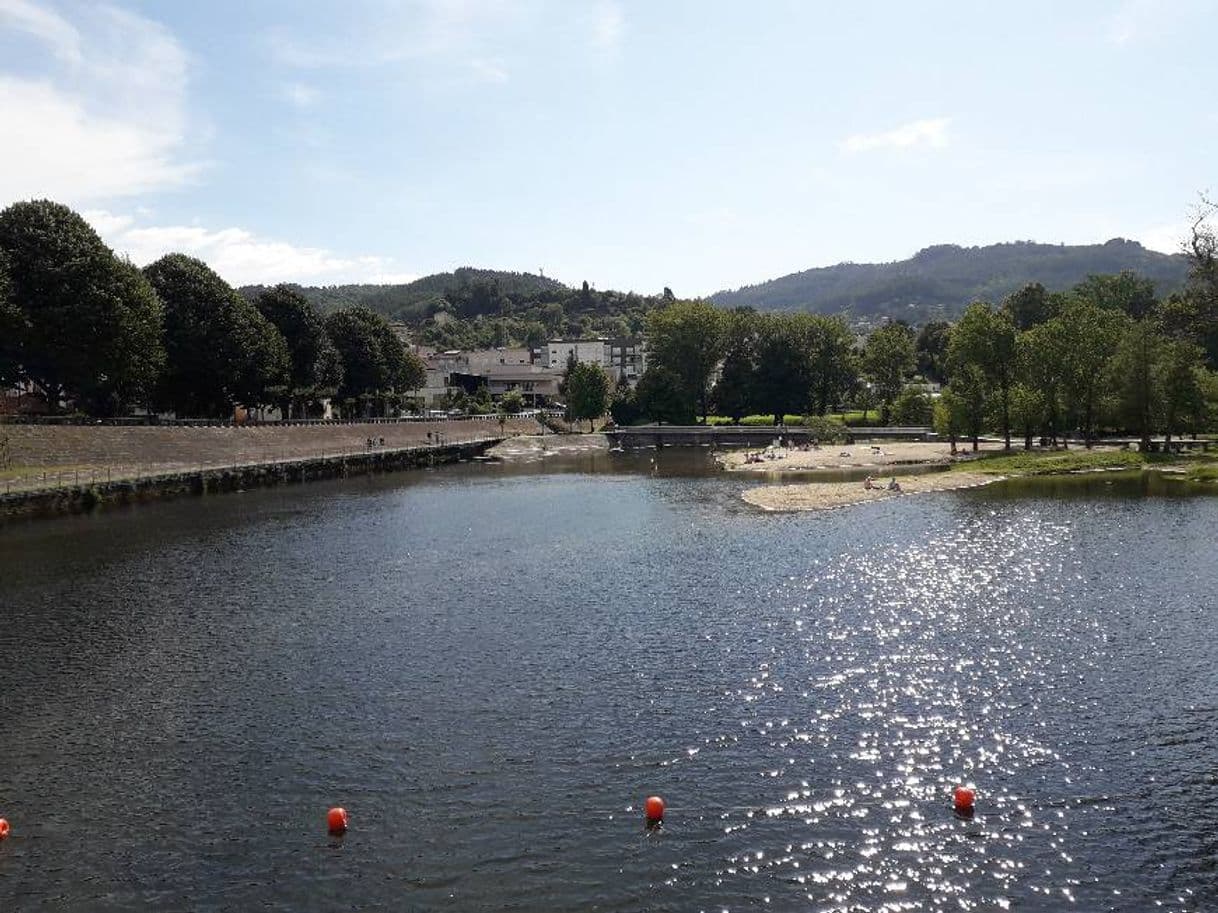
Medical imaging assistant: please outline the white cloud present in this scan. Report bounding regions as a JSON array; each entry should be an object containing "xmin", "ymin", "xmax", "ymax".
[
  {"xmin": 1105, "ymin": 0, "xmax": 1153, "ymax": 46},
  {"xmin": 0, "ymin": 0, "xmax": 81, "ymax": 62},
  {"xmin": 86, "ymin": 210, "xmax": 419, "ymax": 287},
  {"xmin": 282, "ymin": 81, "xmax": 320, "ymax": 108},
  {"xmin": 840, "ymin": 117, "xmax": 951, "ymax": 154},
  {"xmin": 591, "ymin": 0, "xmax": 624, "ymax": 50},
  {"xmin": 1136, "ymin": 221, "xmax": 1189, "ymax": 255},
  {"xmin": 468, "ymin": 57, "xmax": 508, "ymax": 84},
  {"xmin": 0, "ymin": 2, "xmax": 198, "ymax": 204}
]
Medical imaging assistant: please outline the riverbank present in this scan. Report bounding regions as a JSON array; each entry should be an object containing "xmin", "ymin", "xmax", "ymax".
[
  {"xmin": 742, "ymin": 470, "xmax": 1000, "ymax": 512},
  {"xmin": 0, "ymin": 439, "xmax": 498, "ymax": 523}
]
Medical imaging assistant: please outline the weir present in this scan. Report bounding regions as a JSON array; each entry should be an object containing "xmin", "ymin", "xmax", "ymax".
[{"xmin": 607, "ymin": 424, "xmax": 934, "ymax": 448}]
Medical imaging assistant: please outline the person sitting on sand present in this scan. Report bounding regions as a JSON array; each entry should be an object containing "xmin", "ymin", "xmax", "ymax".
[
  {"xmin": 887, "ymin": 477, "xmax": 901, "ymax": 492},
  {"xmin": 864, "ymin": 475, "xmax": 875, "ymax": 490}
]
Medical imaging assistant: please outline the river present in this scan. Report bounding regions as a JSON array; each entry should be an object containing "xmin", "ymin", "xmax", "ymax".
[{"xmin": 1, "ymin": 450, "xmax": 1216, "ymax": 911}]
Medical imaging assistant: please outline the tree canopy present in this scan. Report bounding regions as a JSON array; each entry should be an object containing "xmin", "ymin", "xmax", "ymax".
[
  {"xmin": 0, "ymin": 200, "xmax": 165, "ymax": 413},
  {"xmin": 255, "ymin": 284, "xmax": 344, "ymax": 416}
]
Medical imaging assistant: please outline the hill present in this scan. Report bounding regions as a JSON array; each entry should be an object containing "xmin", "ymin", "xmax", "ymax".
[
  {"xmin": 242, "ymin": 267, "xmax": 662, "ymax": 350},
  {"xmin": 710, "ymin": 239, "xmax": 1190, "ymax": 323},
  {"xmin": 242, "ymin": 267, "xmax": 570, "ymax": 321}
]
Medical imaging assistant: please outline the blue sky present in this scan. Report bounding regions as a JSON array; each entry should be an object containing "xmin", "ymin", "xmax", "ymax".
[{"xmin": 0, "ymin": 0, "xmax": 1213, "ymax": 294}]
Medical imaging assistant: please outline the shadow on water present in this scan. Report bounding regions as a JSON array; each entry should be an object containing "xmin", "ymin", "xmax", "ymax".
[{"xmin": 977, "ymin": 468, "xmax": 1218, "ymax": 501}]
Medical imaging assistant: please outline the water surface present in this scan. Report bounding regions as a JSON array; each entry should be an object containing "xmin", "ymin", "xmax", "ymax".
[{"xmin": 2, "ymin": 453, "xmax": 1216, "ymax": 911}]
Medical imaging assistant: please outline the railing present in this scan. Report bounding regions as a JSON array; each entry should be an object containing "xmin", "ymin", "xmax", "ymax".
[
  {"xmin": 0, "ymin": 410, "xmax": 561, "ymax": 428},
  {"xmin": 0, "ymin": 434, "xmax": 501, "ymax": 497}
]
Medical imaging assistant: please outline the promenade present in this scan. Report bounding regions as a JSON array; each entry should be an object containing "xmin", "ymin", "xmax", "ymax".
[{"xmin": 0, "ymin": 416, "xmax": 542, "ymax": 495}]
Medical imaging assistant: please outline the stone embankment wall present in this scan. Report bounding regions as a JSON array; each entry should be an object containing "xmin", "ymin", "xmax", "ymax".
[
  {"xmin": 1, "ymin": 417, "xmax": 541, "ymax": 471},
  {"xmin": 0, "ymin": 440, "xmax": 496, "ymax": 523}
]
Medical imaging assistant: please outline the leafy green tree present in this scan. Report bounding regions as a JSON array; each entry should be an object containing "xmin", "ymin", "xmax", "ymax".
[
  {"xmin": 0, "ymin": 250, "xmax": 21, "ymax": 387},
  {"xmin": 145, "ymin": 254, "xmax": 289, "ymax": 416},
  {"xmin": 499, "ymin": 389, "xmax": 525, "ymax": 414},
  {"xmin": 646, "ymin": 299, "xmax": 726, "ymax": 422},
  {"xmin": 915, "ymin": 320, "xmax": 952, "ymax": 383},
  {"xmin": 949, "ymin": 363, "xmax": 988, "ymax": 451},
  {"xmin": 255, "ymin": 284, "xmax": 343, "ymax": 417},
  {"xmin": 0, "ymin": 200, "xmax": 165, "ymax": 413},
  {"xmin": 752, "ymin": 313, "xmax": 814, "ymax": 424},
  {"xmin": 565, "ymin": 361, "xmax": 611, "ymax": 431},
  {"xmin": 892, "ymin": 387, "xmax": 932, "ymax": 425},
  {"xmin": 862, "ymin": 321, "xmax": 916, "ymax": 424},
  {"xmin": 1019, "ymin": 319, "xmax": 1070, "ymax": 446},
  {"xmin": 1009, "ymin": 382, "xmax": 1047, "ymax": 450},
  {"xmin": 324, "ymin": 306, "xmax": 420, "ymax": 417},
  {"xmin": 1072, "ymin": 271, "xmax": 1158, "ymax": 320},
  {"xmin": 1058, "ymin": 300, "xmax": 1126, "ymax": 446},
  {"xmin": 609, "ymin": 378, "xmax": 641, "ymax": 426},
  {"xmin": 1158, "ymin": 339, "xmax": 1205, "ymax": 445},
  {"xmin": 1109, "ymin": 319, "xmax": 1163, "ymax": 450},
  {"xmin": 933, "ymin": 389, "xmax": 967, "ymax": 453},
  {"xmin": 1001, "ymin": 282, "xmax": 1055, "ymax": 331},
  {"xmin": 948, "ymin": 302, "xmax": 1016, "ymax": 448},
  {"xmin": 635, "ymin": 366, "xmax": 695, "ymax": 424},
  {"xmin": 712, "ymin": 308, "xmax": 757, "ymax": 422},
  {"xmin": 1181, "ymin": 196, "xmax": 1218, "ymax": 367},
  {"xmin": 807, "ymin": 315, "xmax": 858, "ymax": 415}
]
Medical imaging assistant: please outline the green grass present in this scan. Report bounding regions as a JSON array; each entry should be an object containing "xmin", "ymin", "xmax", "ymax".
[{"xmin": 955, "ymin": 448, "xmax": 1218, "ymax": 476}]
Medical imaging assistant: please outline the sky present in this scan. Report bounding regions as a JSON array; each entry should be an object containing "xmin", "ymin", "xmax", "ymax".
[{"xmin": 0, "ymin": 0, "xmax": 1214, "ymax": 295}]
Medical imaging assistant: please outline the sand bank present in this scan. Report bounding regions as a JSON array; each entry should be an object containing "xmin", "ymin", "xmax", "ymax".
[
  {"xmin": 720, "ymin": 440, "xmax": 1005, "ymax": 473},
  {"xmin": 741, "ymin": 471, "xmax": 1002, "ymax": 512}
]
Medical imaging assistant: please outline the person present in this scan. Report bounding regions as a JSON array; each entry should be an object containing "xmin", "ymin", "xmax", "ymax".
[
  {"xmin": 887, "ymin": 477, "xmax": 901, "ymax": 492},
  {"xmin": 864, "ymin": 475, "xmax": 875, "ymax": 490}
]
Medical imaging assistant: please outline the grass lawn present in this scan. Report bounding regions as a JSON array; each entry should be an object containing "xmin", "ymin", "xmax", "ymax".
[{"xmin": 955, "ymin": 448, "xmax": 1218, "ymax": 476}]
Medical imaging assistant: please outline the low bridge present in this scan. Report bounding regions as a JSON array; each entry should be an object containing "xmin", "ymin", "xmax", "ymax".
[{"xmin": 606, "ymin": 425, "xmax": 934, "ymax": 448}]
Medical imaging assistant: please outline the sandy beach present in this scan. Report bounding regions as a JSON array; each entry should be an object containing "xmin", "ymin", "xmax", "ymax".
[
  {"xmin": 720, "ymin": 440, "xmax": 1006, "ymax": 473},
  {"xmin": 741, "ymin": 470, "xmax": 1002, "ymax": 512}
]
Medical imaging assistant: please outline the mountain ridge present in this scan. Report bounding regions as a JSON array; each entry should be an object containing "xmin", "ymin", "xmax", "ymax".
[{"xmin": 709, "ymin": 238, "xmax": 1189, "ymax": 322}]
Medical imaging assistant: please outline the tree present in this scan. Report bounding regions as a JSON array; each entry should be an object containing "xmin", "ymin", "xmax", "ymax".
[
  {"xmin": 1019, "ymin": 319, "xmax": 1070, "ymax": 446},
  {"xmin": 712, "ymin": 308, "xmax": 757, "ymax": 421},
  {"xmin": 255, "ymin": 284, "xmax": 343, "ymax": 418},
  {"xmin": 1072, "ymin": 271, "xmax": 1158, "ymax": 320},
  {"xmin": 0, "ymin": 200, "xmax": 165, "ymax": 413},
  {"xmin": 1109, "ymin": 319, "xmax": 1163, "ymax": 450},
  {"xmin": 807, "ymin": 315, "xmax": 858, "ymax": 415},
  {"xmin": 1001, "ymin": 282, "xmax": 1055, "ymax": 331},
  {"xmin": 915, "ymin": 320, "xmax": 952, "ymax": 383},
  {"xmin": 862, "ymin": 322, "xmax": 915, "ymax": 424},
  {"xmin": 145, "ymin": 254, "xmax": 288, "ymax": 416},
  {"xmin": 892, "ymin": 387, "xmax": 932, "ymax": 425},
  {"xmin": 646, "ymin": 299, "xmax": 726, "ymax": 423},
  {"xmin": 934, "ymin": 388, "xmax": 967, "ymax": 453},
  {"xmin": 0, "ymin": 249, "xmax": 21, "ymax": 387},
  {"xmin": 752, "ymin": 313, "xmax": 814, "ymax": 424},
  {"xmin": 1009, "ymin": 382, "xmax": 1047, "ymax": 451},
  {"xmin": 1057, "ymin": 300, "xmax": 1125, "ymax": 446},
  {"xmin": 949, "ymin": 363, "xmax": 988, "ymax": 451},
  {"xmin": 324, "ymin": 306, "xmax": 419, "ymax": 417},
  {"xmin": 1158, "ymin": 339, "xmax": 1205, "ymax": 445},
  {"xmin": 635, "ymin": 366, "xmax": 694, "ymax": 424},
  {"xmin": 1181, "ymin": 195, "xmax": 1218, "ymax": 367},
  {"xmin": 565, "ymin": 361, "xmax": 611, "ymax": 431},
  {"xmin": 948, "ymin": 302, "xmax": 1016, "ymax": 449},
  {"xmin": 499, "ymin": 389, "xmax": 525, "ymax": 414}
]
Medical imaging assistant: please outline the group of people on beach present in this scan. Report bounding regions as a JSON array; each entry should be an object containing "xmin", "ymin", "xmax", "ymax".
[
  {"xmin": 366, "ymin": 437, "xmax": 386, "ymax": 450},
  {"xmin": 864, "ymin": 475, "xmax": 901, "ymax": 492}
]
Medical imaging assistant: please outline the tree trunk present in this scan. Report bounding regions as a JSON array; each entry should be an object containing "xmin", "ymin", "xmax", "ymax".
[
  {"xmin": 1024, "ymin": 428, "xmax": 1033, "ymax": 450},
  {"xmin": 1002, "ymin": 385, "xmax": 1011, "ymax": 450}
]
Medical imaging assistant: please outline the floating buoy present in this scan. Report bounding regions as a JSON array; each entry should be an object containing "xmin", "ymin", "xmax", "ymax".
[
  {"xmin": 953, "ymin": 785, "xmax": 976, "ymax": 814},
  {"xmin": 644, "ymin": 795, "xmax": 665, "ymax": 825},
  {"xmin": 327, "ymin": 807, "xmax": 348, "ymax": 835},
  {"xmin": 0, "ymin": 818, "xmax": 9, "ymax": 840}
]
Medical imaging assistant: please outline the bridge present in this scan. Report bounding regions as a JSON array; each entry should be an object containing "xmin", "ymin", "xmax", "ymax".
[{"xmin": 606, "ymin": 424, "xmax": 934, "ymax": 448}]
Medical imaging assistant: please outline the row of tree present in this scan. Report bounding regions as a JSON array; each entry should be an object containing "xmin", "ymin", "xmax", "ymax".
[
  {"xmin": 616, "ymin": 199, "xmax": 1218, "ymax": 448},
  {"xmin": 0, "ymin": 201, "xmax": 425, "ymax": 418}
]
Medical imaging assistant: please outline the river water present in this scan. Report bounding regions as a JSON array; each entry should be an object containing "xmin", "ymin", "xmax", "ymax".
[{"xmin": 1, "ymin": 451, "xmax": 1216, "ymax": 911}]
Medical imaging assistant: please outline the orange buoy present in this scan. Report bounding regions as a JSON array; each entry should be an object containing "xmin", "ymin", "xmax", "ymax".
[
  {"xmin": 644, "ymin": 795, "xmax": 665, "ymax": 824},
  {"xmin": 953, "ymin": 785, "xmax": 976, "ymax": 814},
  {"xmin": 0, "ymin": 818, "xmax": 9, "ymax": 840},
  {"xmin": 327, "ymin": 807, "xmax": 348, "ymax": 835}
]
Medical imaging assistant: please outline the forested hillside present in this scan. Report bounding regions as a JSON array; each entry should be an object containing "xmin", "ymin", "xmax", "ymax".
[
  {"xmin": 711, "ymin": 239, "xmax": 1189, "ymax": 323},
  {"xmin": 242, "ymin": 268, "xmax": 666, "ymax": 350}
]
